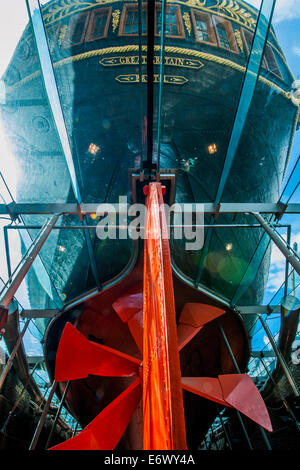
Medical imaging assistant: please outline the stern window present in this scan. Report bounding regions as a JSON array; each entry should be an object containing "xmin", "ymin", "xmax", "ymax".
[
  {"xmin": 62, "ymin": 12, "xmax": 89, "ymax": 47},
  {"xmin": 264, "ymin": 45, "xmax": 282, "ymax": 78},
  {"xmin": 86, "ymin": 8, "xmax": 111, "ymax": 41},
  {"xmin": 242, "ymin": 28, "xmax": 282, "ymax": 77},
  {"xmin": 213, "ymin": 16, "xmax": 238, "ymax": 53},
  {"xmin": 217, "ymin": 24, "xmax": 230, "ymax": 49},
  {"xmin": 191, "ymin": 10, "xmax": 217, "ymax": 45},
  {"xmin": 155, "ymin": 5, "xmax": 185, "ymax": 38},
  {"xmin": 119, "ymin": 4, "xmax": 147, "ymax": 35}
]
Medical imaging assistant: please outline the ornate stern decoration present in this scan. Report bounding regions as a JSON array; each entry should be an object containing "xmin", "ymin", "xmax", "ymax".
[
  {"xmin": 112, "ymin": 9, "xmax": 121, "ymax": 33},
  {"xmin": 234, "ymin": 30, "xmax": 244, "ymax": 52},
  {"xmin": 183, "ymin": 12, "xmax": 192, "ymax": 36}
]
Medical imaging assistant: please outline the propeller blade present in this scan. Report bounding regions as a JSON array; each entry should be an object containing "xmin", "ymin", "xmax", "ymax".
[
  {"xmin": 112, "ymin": 284, "xmax": 143, "ymax": 322},
  {"xmin": 55, "ymin": 323, "xmax": 140, "ymax": 382},
  {"xmin": 182, "ymin": 374, "xmax": 273, "ymax": 432},
  {"xmin": 181, "ymin": 377, "xmax": 228, "ymax": 407},
  {"xmin": 49, "ymin": 378, "xmax": 142, "ymax": 450},
  {"xmin": 219, "ymin": 374, "xmax": 273, "ymax": 432},
  {"xmin": 113, "ymin": 285, "xmax": 143, "ymax": 353},
  {"xmin": 178, "ymin": 303, "xmax": 225, "ymax": 351}
]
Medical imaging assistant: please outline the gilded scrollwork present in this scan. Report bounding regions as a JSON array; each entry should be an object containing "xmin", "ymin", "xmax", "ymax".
[
  {"xmin": 58, "ymin": 24, "xmax": 68, "ymax": 46},
  {"xmin": 112, "ymin": 9, "xmax": 121, "ymax": 32},
  {"xmin": 182, "ymin": 12, "xmax": 192, "ymax": 36},
  {"xmin": 43, "ymin": 0, "xmax": 97, "ymax": 24},
  {"xmin": 183, "ymin": 0, "xmax": 257, "ymax": 29},
  {"xmin": 234, "ymin": 30, "xmax": 244, "ymax": 52},
  {"xmin": 42, "ymin": 0, "xmax": 257, "ymax": 31}
]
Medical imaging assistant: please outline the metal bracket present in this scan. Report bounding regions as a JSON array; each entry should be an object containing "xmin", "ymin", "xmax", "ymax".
[
  {"xmin": 129, "ymin": 168, "xmax": 177, "ymax": 205},
  {"xmin": 5, "ymin": 202, "xmax": 18, "ymax": 222},
  {"xmin": 212, "ymin": 203, "xmax": 221, "ymax": 222},
  {"xmin": 275, "ymin": 202, "xmax": 288, "ymax": 221}
]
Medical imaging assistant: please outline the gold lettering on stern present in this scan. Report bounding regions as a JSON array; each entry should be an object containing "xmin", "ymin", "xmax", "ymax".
[
  {"xmin": 115, "ymin": 74, "xmax": 188, "ymax": 85},
  {"xmin": 100, "ymin": 55, "xmax": 204, "ymax": 69}
]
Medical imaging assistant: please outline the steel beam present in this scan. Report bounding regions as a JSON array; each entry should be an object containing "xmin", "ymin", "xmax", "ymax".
[
  {"xmin": 18, "ymin": 305, "xmax": 280, "ymax": 319},
  {"xmin": 253, "ymin": 212, "xmax": 300, "ymax": 275},
  {"xmin": 0, "ymin": 319, "xmax": 31, "ymax": 391},
  {"xmin": 20, "ymin": 309, "xmax": 59, "ymax": 319},
  {"xmin": 4, "ymin": 223, "xmax": 289, "ymax": 230},
  {"xmin": 218, "ymin": 323, "xmax": 272, "ymax": 450},
  {"xmin": 238, "ymin": 305, "xmax": 280, "ymax": 314},
  {"xmin": 27, "ymin": 355, "xmax": 45, "ymax": 364},
  {"xmin": 46, "ymin": 381, "xmax": 70, "ymax": 448},
  {"xmin": 251, "ymin": 351, "xmax": 277, "ymax": 358},
  {"xmin": 258, "ymin": 315, "xmax": 300, "ymax": 396},
  {"xmin": 1, "ymin": 202, "xmax": 299, "ymax": 216},
  {"xmin": 29, "ymin": 381, "xmax": 58, "ymax": 450},
  {"xmin": 259, "ymin": 356, "xmax": 300, "ymax": 427},
  {"xmin": 0, "ymin": 214, "xmax": 60, "ymax": 309}
]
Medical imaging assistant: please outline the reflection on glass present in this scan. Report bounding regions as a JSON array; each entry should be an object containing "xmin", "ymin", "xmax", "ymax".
[
  {"xmin": 216, "ymin": 23, "xmax": 230, "ymax": 49},
  {"xmin": 62, "ymin": 13, "xmax": 89, "ymax": 48},
  {"xmin": 123, "ymin": 8, "xmax": 147, "ymax": 35},
  {"xmin": 87, "ymin": 8, "xmax": 111, "ymax": 41},
  {"xmin": 156, "ymin": 6, "xmax": 182, "ymax": 37},
  {"xmin": 195, "ymin": 16, "xmax": 210, "ymax": 42}
]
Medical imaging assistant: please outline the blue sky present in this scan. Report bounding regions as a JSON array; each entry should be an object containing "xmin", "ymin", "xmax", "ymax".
[{"xmin": 262, "ymin": 5, "xmax": 300, "ymax": 306}]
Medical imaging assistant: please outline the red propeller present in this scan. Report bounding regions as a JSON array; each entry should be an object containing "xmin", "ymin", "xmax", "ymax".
[{"xmin": 50, "ymin": 183, "xmax": 272, "ymax": 450}]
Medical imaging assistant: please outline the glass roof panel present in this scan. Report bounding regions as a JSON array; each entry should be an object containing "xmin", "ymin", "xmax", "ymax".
[
  {"xmin": 169, "ymin": 0, "xmax": 300, "ymax": 306},
  {"xmin": 0, "ymin": 3, "xmax": 76, "ymax": 204},
  {"xmin": 38, "ymin": 0, "xmax": 147, "ymax": 203},
  {"xmin": 157, "ymin": 0, "xmax": 262, "ymax": 201}
]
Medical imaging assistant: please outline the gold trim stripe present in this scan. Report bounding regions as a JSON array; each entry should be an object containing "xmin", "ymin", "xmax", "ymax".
[
  {"xmin": 8, "ymin": 44, "xmax": 296, "ymax": 105},
  {"xmin": 34, "ymin": 0, "xmax": 295, "ymax": 82}
]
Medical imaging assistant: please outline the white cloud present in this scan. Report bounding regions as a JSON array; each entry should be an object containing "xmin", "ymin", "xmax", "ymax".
[
  {"xmin": 273, "ymin": 0, "xmax": 300, "ymax": 23},
  {"xmin": 247, "ymin": 0, "xmax": 300, "ymax": 24},
  {"xmin": 293, "ymin": 46, "xmax": 300, "ymax": 57},
  {"xmin": 265, "ymin": 231, "xmax": 300, "ymax": 294}
]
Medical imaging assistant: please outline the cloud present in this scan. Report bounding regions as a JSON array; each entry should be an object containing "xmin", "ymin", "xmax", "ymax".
[
  {"xmin": 293, "ymin": 46, "xmax": 300, "ymax": 57},
  {"xmin": 273, "ymin": 0, "xmax": 300, "ymax": 23},
  {"xmin": 265, "ymin": 230, "xmax": 300, "ymax": 294},
  {"xmin": 247, "ymin": 0, "xmax": 300, "ymax": 23}
]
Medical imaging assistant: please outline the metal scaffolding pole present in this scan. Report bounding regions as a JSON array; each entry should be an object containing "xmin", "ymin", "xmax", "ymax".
[
  {"xmin": 258, "ymin": 315, "xmax": 299, "ymax": 396},
  {"xmin": 0, "ymin": 214, "xmax": 60, "ymax": 309},
  {"xmin": 218, "ymin": 323, "xmax": 272, "ymax": 450},
  {"xmin": 72, "ymin": 420, "xmax": 79, "ymax": 438},
  {"xmin": 217, "ymin": 405, "xmax": 232, "ymax": 451},
  {"xmin": 1, "ymin": 361, "xmax": 41, "ymax": 431},
  {"xmin": 259, "ymin": 356, "xmax": 299, "ymax": 427},
  {"xmin": 1, "ymin": 202, "xmax": 300, "ymax": 216},
  {"xmin": 284, "ymin": 225, "xmax": 292, "ymax": 297},
  {"xmin": 252, "ymin": 212, "xmax": 300, "ymax": 275},
  {"xmin": 29, "ymin": 381, "xmax": 58, "ymax": 450},
  {"xmin": 0, "ymin": 214, "xmax": 59, "ymax": 391},
  {"xmin": 45, "ymin": 381, "xmax": 70, "ymax": 449},
  {"xmin": 0, "ymin": 319, "xmax": 31, "ymax": 391}
]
